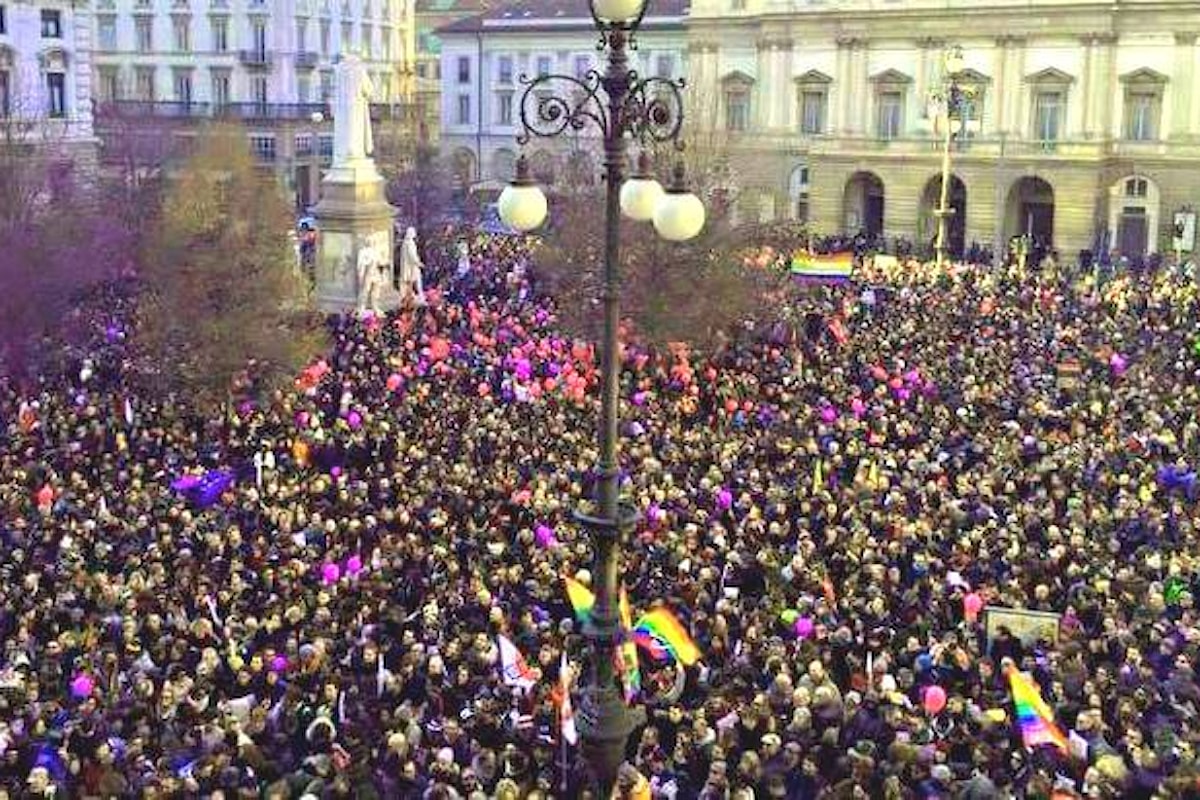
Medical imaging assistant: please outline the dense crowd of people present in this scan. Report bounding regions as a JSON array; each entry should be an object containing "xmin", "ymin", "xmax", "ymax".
[{"xmin": 1, "ymin": 224, "xmax": 1200, "ymax": 799}]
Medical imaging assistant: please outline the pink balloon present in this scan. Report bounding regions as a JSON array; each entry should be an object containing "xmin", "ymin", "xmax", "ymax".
[
  {"xmin": 330, "ymin": 465, "xmax": 342, "ymax": 478},
  {"xmin": 346, "ymin": 555, "xmax": 364, "ymax": 576},
  {"xmin": 794, "ymin": 617, "xmax": 815, "ymax": 639},
  {"xmin": 70, "ymin": 673, "xmax": 94, "ymax": 699},
  {"xmin": 296, "ymin": 410, "xmax": 310, "ymax": 427},
  {"xmin": 1110, "ymin": 353, "xmax": 1127, "ymax": 376},
  {"xmin": 964, "ymin": 592, "xmax": 984, "ymax": 619},
  {"xmin": 819, "ymin": 406, "xmax": 838, "ymax": 424},
  {"xmin": 270, "ymin": 654, "xmax": 288, "ymax": 673},
  {"xmin": 923, "ymin": 685, "xmax": 947, "ymax": 715},
  {"xmin": 632, "ymin": 391, "xmax": 648, "ymax": 406},
  {"xmin": 386, "ymin": 373, "xmax": 403, "ymax": 391},
  {"xmin": 896, "ymin": 387, "xmax": 912, "ymax": 402},
  {"xmin": 850, "ymin": 398, "xmax": 866, "ymax": 418},
  {"xmin": 322, "ymin": 562, "xmax": 341, "ymax": 585},
  {"xmin": 347, "ymin": 410, "xmax": 363, "ymax": 429}
]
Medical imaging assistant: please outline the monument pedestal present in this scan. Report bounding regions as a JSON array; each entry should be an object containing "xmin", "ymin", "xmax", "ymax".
[{"xmin": 313, "ymin": 159, "xmax": 400, "ymax": 314}]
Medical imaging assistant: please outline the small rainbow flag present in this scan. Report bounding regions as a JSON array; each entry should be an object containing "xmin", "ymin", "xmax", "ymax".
[
  {"xmin": 1009, "ymin": 668, "xmax": 1068, "ymax": 753},
  {"xmin": 563, "ymin": 576, "xmax": 595, "ymax": 623},
  {"xmin": 790, "ymin": 252, "xmax": 854, "ymax": 282},
  {"xmin": 634, "ymin": 608, "xmax": 701, "ymax": 666},
  {"xmin": 617, "ymin": 586, "xmax": 641, "ymax": 704}
]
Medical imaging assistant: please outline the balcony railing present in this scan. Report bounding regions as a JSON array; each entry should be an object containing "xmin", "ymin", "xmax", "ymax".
[
  {"xmin": 238, "ymin": 49, "xmax": 272, "ymax": 67},
  {"xmin": 95, "ymin": 100, "xmax": 432, "ymax": 128},
  {"xmin": 94, "ymin": 100, "xmax": 330, "ymax": 121},
  {"xmin": 295, "ymin": 51, "xmax": 319, "ymax": 69}
]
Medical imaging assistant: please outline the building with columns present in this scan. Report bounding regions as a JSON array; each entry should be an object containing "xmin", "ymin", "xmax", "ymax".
[
  {"xmin": 89, "ymin": 0, "xmax": 417, "ymax": 207},
  {"xmin": 435, "ymin": 0, "xmax": 687, "ymax": 196},
  {"xmin": 0, "ymin": 0, "xmax": 97, "ymax": 165},
  {"xmin": 686, "ymin": 0, "xmax": 1200, "ymax": 259}
]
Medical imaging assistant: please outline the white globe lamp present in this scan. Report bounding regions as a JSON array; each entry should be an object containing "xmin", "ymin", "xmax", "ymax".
[
  {"xmin": 498, "ymin": 154, "xmax": 548, "ymax": 233},
  {"xmin": 620, "ymin": 152, "xmax": 664, "ymax": 222},
  {"xmin": 653, "ymin": 162, "xmax": 706, "ymax": 242},
  {"xmin": 590, "ymin": 0, "xmax": 647, "ymax": 24}
]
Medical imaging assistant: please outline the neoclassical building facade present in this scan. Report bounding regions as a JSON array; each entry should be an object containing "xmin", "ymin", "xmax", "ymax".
[{"xmin": 686, "ymin": 0, "xmax": 1200, "ymax": 258}]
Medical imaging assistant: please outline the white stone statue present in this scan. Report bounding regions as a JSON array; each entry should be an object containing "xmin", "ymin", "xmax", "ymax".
[
  {"xmin": 398, "ymin": 227, "xmax": 427, "ymax": 307},
  {"xmin": 356, "ymin": 233, "xmax": 391, "ymax": 314},
  {"xmin": 333, "ymin": 53, "xmax": 375, "ymax": 164}
]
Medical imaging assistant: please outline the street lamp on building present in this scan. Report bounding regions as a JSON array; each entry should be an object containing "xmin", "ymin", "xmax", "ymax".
[
  {"xmin": 496, "ymin": 0, "xmax": 704, "ymax": 791},
  {"xmin": 930, "ymin": 45, "xmax": 976, "ymax": 271}
]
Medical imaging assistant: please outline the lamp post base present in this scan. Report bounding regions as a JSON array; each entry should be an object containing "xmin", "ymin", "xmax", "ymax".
[{"xmin": 577, "ymin": 683, "xmax": 646, "ymax": 793}]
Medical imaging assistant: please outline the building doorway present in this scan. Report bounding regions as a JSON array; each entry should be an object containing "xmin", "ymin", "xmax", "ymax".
[
  {"xmin": 843, "ymin": 171, "xmax": 885, "ymax": 237},
  {"xmin": 1108, "ymin": 175, "xmax": 1160, "ymax": 258},
  {"xmin": 919, "ymin": 174, "xmax": 967, "ymax": 257},
  {"xmin": 1005, "ymin": 176, "xmax": 1055, "ymax": 247}
]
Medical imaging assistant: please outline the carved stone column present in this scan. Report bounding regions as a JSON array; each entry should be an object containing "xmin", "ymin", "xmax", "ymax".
[
  {"xmin": 1172, "ymin": 32, "xmax": 1197, "ymax": 139},
  {"xmin": 992, "ymin": 36, "xmax": 1009, "ymax": 134},
  {"xmin": 1090, "ymin": 33, "xmax": 1118, "ymax": 139},
  {"xmin": 1079, "ymin": 34, "xmax": 1095, "ymax": 138}
]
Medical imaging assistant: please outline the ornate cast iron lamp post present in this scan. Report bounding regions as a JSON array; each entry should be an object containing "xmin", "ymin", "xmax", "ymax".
[{"xmin": 496, "ymin": 0, "xmax": 704, "ymax": 791}]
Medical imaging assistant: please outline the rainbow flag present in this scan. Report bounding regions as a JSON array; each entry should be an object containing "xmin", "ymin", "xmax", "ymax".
[
  {"xmin": 617, "ymin": 586, "xmax": 641, "ymax": 704},
  {"xmin": 634, "ymin": 608, "xmax": 701, "ymax": 666},
  {"xmin": 563, "ymin": 576, "xmax": 595, "ymax": 623},
  {"xmin": 790, "ymin": 252, "xmax": 854, "ymax": 282},
  {"xmin": 1009, "ymin": 669, "xmax": 1068, "ymax": 753}
]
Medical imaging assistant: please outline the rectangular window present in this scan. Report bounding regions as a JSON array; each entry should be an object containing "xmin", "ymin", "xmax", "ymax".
[
  {"xmin": 251, "ymin": 75, "xmax": 268, "ymax": 106},
  {"xmin": 210, "ymin": 70, "xmax": 230, "ymax": 106},
  {"xmin": 456, "ymin": 93, "xmax": 470, "ymax": 124},
  {"xmin": 251, "ymin": 21, "xmax": 267, "ymax": 56},
  {"xmin": 296, "ymin": 19, "xmax": 306, "ymax": 52},
  {"xmin": 97, "ymin": 16, "xmax": 117, "ymax": 50},
  {"xmin": 212, "ymin": 17, "xmax": 228, "ymax": 51},
  {"xmin": 136, "ymin": 18, "xmax": 153, "ymax": 52},
  {"xmin": 0, "ymin": 70, "xmax": 10, "ymax": 116},
  {"xmin": 536, "ymin": 56, "xmax": 551, "ymax": 77},
  {"xmin": 297, "ymin": 73, "xmax": 310, "ymax": 102},
  {"xmin": 320, "ymin": 70, "xmax": 332, "ymax": 102},
  {"xmin": 295, "ymin": 132, "xmax": 313, "ymax": 156},
  {"xmin": 41, "ymin": 9, "xmax": 62, "ymax": 38},
  {"xmin": 173, "ymin": 17, "xmax": 190, "ymax": 51},
  {"xmin": 725, "ymin": 90, "xmax": 748, "ymax": 132},
  {"xmin": 800, "ymin": 90, "xmax": 825, "ymax": 135},
  {"xmin": 497, "ymin": 56, "xmax": 513, "ymax": 85},
  {"xmin": 457, "ymin": 56, "xmax": 470, "ymax": 84},
  {"xmin": 318, "ymin": 133, "xmax": 333, "ymax": 158},
  {"xmin": 361, "ymin": 24, "xmax": 371, "ymax": 57},
  {"xmin": 0, "ymin": 6, "xmax": 6, "ymax": 35},
  {"xmin": 1033, "ymin": 91, "xmax": 1062, "ymax": 141},
  {"xmin": 249, "ymin": 134, "xmax": 276, "ymax": 162},
  {"xmin": 46, "ymin": 73, "xmax": 66, "ymax": 116},
  {"xmin": 574, "ymin": 55, "xmax": 590, "ymax": 79},
  {"xmin": 173, "ymin": 70, "xmax": 192, "ymax": 103},
  {"xmin": 381, "ymin": 29, "xmax": 390, "ymax": 60},
  {"xmin": 99, "ymin": 68, "xmax": 119, "ymax": 101},
  {"xmin": 876, "ymin": 90, "xmax": 902, "ymax": 139},
  {"xmin": 654, "ymin": 54, "xmax": 672, "ymax": 78},
  {"xmin": 497, "ymin": 91, "xmax": 512, "ymax": 125},
  {"xmin": 1125, "ymin": 93, "xmax": 1156, "ymax": 141},
  {"xmin": 136, "ymin": 67, "xmax": 155, "ymax": 100},
  {"xmin": 340, "ymin": 22, "xmax": 350, "ymax": 53},
  {"xmin": 320, "ymin": 21, "xmax": 329, "ymax": 54}
]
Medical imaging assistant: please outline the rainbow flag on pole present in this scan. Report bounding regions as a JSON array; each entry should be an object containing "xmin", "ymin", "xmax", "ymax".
[
  {"xmin": 790, "ymin": 252, "xmax": 854, "ymax": 282},
  {"xmin": 563, "ymin": 576, "xmax": 595, "ymax": 624},
  {"xmin": 617, "ymin": 586, "xmax": 641, "ymax": 704},
  {"xmin": 1008, "ymin": 669, "xmax": 1068, "ymax": 753}
]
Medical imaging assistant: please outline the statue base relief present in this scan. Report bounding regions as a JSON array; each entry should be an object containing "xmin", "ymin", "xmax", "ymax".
[{"xmin": 312, "ymin": 159, "xmax": 400, "ymax": 314}]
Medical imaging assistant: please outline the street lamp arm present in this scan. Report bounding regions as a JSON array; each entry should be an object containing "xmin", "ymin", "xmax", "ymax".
[
  {"xmin": 515, "ymin": 71, "xmax": 610, "ymax": 145},
  {"xmin": 626, "ymin": 75, "xmax": 687, "ymax": 146}
]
